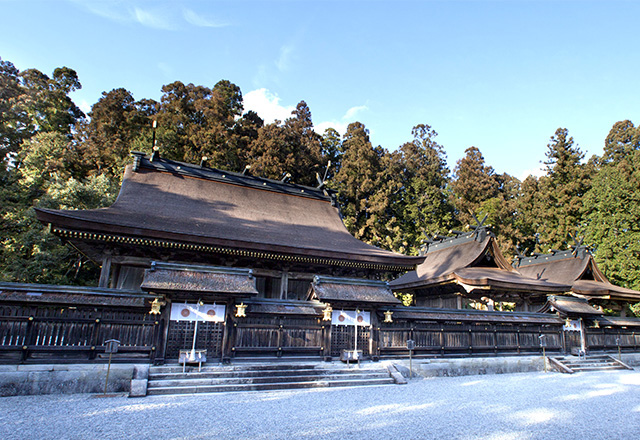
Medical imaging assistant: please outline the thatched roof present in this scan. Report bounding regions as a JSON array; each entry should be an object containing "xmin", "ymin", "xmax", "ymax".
[
  {"xmin": 390, "ymin": 229, "xmax": 569, "ymax": 294},
  {"xmin": 0, "ymin": 282, "xmax": 152, "ymax": 307},
  {"xmin": 516, "ymin": 248, "xmax": 640, "ymax": 301},
  {"xmin": 140, "ymin": 262, "xmax": 258, "ymax": 296},
  {"xmin": 538, "ymin": 295, "xmax": 604, "ymax": 316},
  {"xmin": 310, "ymin": 276, "xmax": 401, "ymax": 306},
  {"xmin": 387, "ymin": 306, "xmax": 562, "ymax": 324},
  {"xmin": 36, "ymin": 153, "xmax": 421, "ymax": 273}
]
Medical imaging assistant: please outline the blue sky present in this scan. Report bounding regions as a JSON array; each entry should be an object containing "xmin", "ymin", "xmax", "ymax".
[{"xmin": 2, "ymin": 0, "xmax": 638, "ymax": 179}]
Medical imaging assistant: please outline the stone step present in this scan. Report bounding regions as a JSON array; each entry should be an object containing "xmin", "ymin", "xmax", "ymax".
[
  {"xmin": 146, "ymin": 377, "xmax": 395, "ymax": 395},
  {"xmin": 561, "ymin": 360, "xmax": 618, "ymax": 365},
  {"xmin": 550, "ymin": 355, "xmax": 632, "ymax": 374},
  {"xmin": 148, "ymin": 368, "xmax": 380, "ymax": 381},
  {"xmin": 570, "ymin": 365, "xmax": 626, "ymax": 372},
  {"xmin": 148, "ymin": 372, "xmax": 391, "ymax": 388},
  {"xmin": 149, "ymin": 364, "xmax": 319, "ymax": 374}
]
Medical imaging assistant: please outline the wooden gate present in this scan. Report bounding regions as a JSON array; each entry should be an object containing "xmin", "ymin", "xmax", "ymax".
[
  {"xmin": 165, "ymin": 320, "xmax": 224, "ymax": 361},
  {"xmin": 330, "ymin": 325, "xmax": 371, "ymax": 358}
]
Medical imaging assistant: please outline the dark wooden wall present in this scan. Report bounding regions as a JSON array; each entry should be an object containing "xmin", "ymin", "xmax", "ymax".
[
  {"xmin": 2, "ymin": 295, "xmax": 639, "ymax": 364},
  {"xmin": 0, "ymin": 303, "xmax": 160, "ymax": 363}
]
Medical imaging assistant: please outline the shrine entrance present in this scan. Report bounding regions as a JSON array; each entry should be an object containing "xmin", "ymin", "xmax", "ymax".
[
  {"xmin": 563, "ymin": 317, "xmax": 585, "ymax": 354},
  {"xmin": 165, "ymin": 302, "xmax": 227, "ymax": 361}
]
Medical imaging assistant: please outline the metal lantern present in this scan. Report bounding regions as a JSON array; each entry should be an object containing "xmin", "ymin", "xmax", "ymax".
[
  {"xmin": 383, "ymin": 310, "xmax": 394, "ymax": 323},
  {"xmin": 235, "ymin": 302, "xmax": 247, "ymax": 318},
  {"xmin": 322, "ymin": 304, "xmax": 333, "ymax": 321},
  {"xmin": 149, "ymin": 297, "xmax": 166, "ymax": 315},
  {"xmin": 593, "ymin": 320, "xmax": 600, "ymax": 328}
]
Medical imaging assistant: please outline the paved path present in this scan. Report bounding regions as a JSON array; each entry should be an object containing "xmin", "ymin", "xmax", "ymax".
[{"xmin": 1, "ymin": 370, "xmax": 639, "ymax": 440}]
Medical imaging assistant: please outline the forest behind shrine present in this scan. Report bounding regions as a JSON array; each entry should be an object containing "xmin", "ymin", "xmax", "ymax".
[{"xmin": 1, "ymin": 58, "xmax": 639, "ymax": 315}]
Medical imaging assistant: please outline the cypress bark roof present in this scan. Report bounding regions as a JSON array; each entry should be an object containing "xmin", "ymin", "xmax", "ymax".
[
  {"xmin": 35, "ymin": 153, "xmax": 422, "ymax": 272},
  {"xmin": 0, "ymin": 282, "xmax": 153, "ymax": 307},
  {"xmin": 140, "ymin": 262, "xmax": 259, "ymax": 296},
  {"xmin": 538, "ymin": 295, "xmax": 604, "ymax": 316},
  {"xmin": 515, "ymin": 248, "xmax": 640, "ymax": 301},
  {"xmin": 310, "ymin": 276, "xmax": 401, "ymax": 305},
  {"xmin": 389, "ymin": 229, "xmax": 570, "ymax": 293}
]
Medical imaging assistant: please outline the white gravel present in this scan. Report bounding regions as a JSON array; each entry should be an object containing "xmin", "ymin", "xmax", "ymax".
[{"xmin": 1, "ymin": 370, "xmax": 639, "ymax": 440}]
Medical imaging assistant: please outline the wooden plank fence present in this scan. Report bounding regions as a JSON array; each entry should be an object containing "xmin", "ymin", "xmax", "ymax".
[{"xmin": 1, "ymin": 284, "xmax": 639, "ymax": 364}]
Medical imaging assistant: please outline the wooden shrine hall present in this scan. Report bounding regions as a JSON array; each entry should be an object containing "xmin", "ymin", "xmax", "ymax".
[
  {"xmin": 514, "ymin": 245, "xmax": 640, "ymax": 316},
  {"xmin": 389, "ymin": 226, "xmax": 571, "ymax": 312},
  {"xmin": 32, "ymin": 152, "xmax": 420, "ymax": 363}
]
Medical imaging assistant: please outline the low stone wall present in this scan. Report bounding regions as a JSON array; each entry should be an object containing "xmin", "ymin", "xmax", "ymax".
[
  {"xmin": 393, "ymin": 355, "xmax": 547, "ymax": 378},
  {"xmin": 394, "ymin": 352, "xmax": 640, "ymax": 378},
  {"xmin": 620, "ymin": 353, "xmax": 640, "ymax": 366},
  {"xmin": 0, "ymin": 364, "xmax": 147, "ymax": 397}
]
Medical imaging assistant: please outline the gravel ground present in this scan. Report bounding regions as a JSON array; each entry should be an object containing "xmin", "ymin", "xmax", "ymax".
[{"xmin": 1, "ymin": 370, "xmax": 639, "ymax": 440}]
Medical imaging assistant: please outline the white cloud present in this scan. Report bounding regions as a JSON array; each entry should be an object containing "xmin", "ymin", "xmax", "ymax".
[
  {"xmin": 315, "ymin": 120, "xmax": 349, "ymax": 136},
  {"xmin": 133, "ymin": 7, "xmax": 175, "ymax": 30},
  {"xmin": 182, "ymin": 8, "xmax": 229, "ymax": 28},
  {"xmin": 518, "ymin": 165, "xmax": 545, "ymax": 181},
  {"xmin": 343, "ymin": 105, "xmax": 368, "ymax": 120},
  {"xmin": 276, "ymin": 45, "xmax": 294, "ymax": 72},
  {"xmin": 78, "ymin": 99, "xmax": 92, "ymax": 115},
  {"xmin": 70, "ymin": 1, "xmax": 196, "ymax": 31},
  {"xmin": 314, "ymin": 105, "xmax": 370, "ymax": 137},
  {"xmin": 243, "ymin": 89, "xmax": 295, "ymax": 123}
]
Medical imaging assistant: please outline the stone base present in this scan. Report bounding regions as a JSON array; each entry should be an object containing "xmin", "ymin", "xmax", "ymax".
[{"xmin": 0, "ymin": 364, "xmax": 148, "ymax": 397}]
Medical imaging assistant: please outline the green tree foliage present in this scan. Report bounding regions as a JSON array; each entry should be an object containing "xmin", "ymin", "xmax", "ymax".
[
  {"xmin": 0, "ymin": 59, "xmax": 84, "ymax": 162},
  {"xmin": 0, "ymin": 133, "xmax": 117, "ymax": 284},
  {"xmin": 78, "ymin": 88, "xmax": 157, "ymax": 178},
  {"xmin": 583, "ymin": 120, "xmax": 640, "ymax": 292},
  {"xmin": 531, "ymin": 128, "xmax": 592, "ymax": 251},
  {"xmin": 155, "ymin": 80, "xmax": 245, "ymax": 166},
  {"xmin": 247, "ymin": 101, "xmax": 324, "ymax": 185},
  {"xmin": 391, "ymin": 124, "xmax": 453, "ymax": 254},
  {"xmin": 452, "ymin": 146, "xmax": 500, "ymax": 227},
  {"xmin": 334, "ymin": 122, "xmax": 387, "ymax": 243}
]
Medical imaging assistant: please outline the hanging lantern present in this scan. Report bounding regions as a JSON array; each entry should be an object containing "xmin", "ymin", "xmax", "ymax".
[
  {"xmin": 565, "ymin": 317, "xmax": 571, "ymax": 327},
  {"xmin": 235, "ymin": 302, "xmax": 247, "ymax": 318},
  {"xmin": 149, "ymin": 297, "xmax": 166, "ymax": 315},
  {"xmin": 383, "ymin": 310, "xmax": 394, "ymax": 323},
  {"xmin": 322, "ymin": 304, "xmax": 333, "ymax": 321},
  {"xmin": 593, "ymin": 320, "xmax": 600, "ymax": 328}
]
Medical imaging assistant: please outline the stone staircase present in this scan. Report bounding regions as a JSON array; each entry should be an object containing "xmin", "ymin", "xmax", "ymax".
[
  {"xmin": 549, "ymin": 354, "xmax": 633, "ymax": 374},
  {"xmin": 145, "ymin": 362, "xmax": 397, "ymax": 396}
]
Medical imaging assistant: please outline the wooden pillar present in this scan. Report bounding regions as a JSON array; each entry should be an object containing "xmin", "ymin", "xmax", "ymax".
[
  {"xmin": 154, "ymin": 299, "xmax": 172, "ymax": 365},
  {"xmin": 279, "ymin": 270, "xmax": 289, "ymax": 300},
  {"xmin": 370, "ymin": 309, "xmax": 379, "ymax": 361},
  {"xmin": 323, "ymin": 321, "xmax": 333, "ymax": 361},
  {"xmin": 221, "ymin": 299, "xmax": 235, "ymax": 363},
  {"xmin": 109, "ymin": 264, "xmax": 121, "ymax": 289},
  {"xmin": 98, "ymin": 256, "xmax": 112, "ymax": 288}
]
